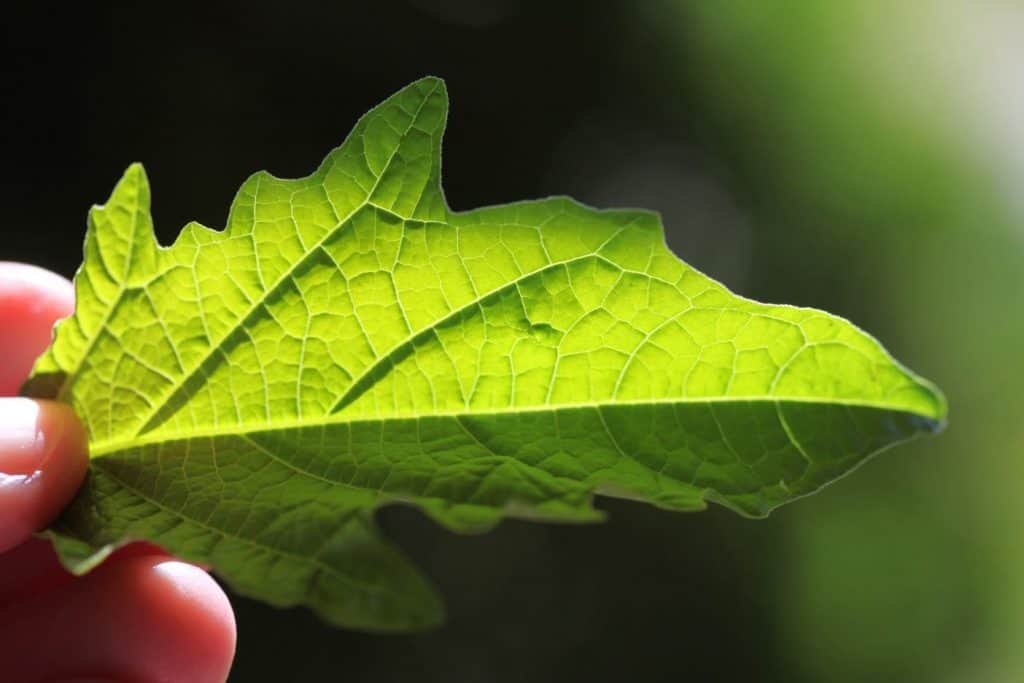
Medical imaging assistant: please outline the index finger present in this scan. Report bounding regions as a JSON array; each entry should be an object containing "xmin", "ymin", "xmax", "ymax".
[{"xmin": 0, "ymin": 262, "xmax": 75, "ymax": 395}]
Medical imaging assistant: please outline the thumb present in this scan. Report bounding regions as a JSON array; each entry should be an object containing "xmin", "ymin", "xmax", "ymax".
[{"xmin": 0, "ymin": 398, "xmax": 88, "ymax": 553}]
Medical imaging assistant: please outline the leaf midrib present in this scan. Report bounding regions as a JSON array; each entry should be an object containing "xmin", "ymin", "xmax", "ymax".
[{"xmin": 89, "ymin": 395, "xmax": 935, "ymax": 458}]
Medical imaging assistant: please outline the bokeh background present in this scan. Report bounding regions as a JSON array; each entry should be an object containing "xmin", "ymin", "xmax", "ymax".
[{"xmin": 4, "ymin": 2, "xmax": 1022, "ymax": 681}]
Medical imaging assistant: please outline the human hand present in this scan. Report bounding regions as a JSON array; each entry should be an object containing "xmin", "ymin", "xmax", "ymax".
[{"xmin": 0, "ymin": 263, "xmax": 236, "ymax": 683}]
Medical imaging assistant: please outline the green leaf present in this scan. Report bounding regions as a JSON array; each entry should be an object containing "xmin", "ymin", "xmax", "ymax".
[{"xmin": 24, "ymin": 77, "xmax": 946, "ymax": 631}]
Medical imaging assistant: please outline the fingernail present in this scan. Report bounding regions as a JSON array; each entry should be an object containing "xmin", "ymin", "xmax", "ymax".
[{"xmin": 0, "ymin": 397, "xmax": 63, "ymax": 476}]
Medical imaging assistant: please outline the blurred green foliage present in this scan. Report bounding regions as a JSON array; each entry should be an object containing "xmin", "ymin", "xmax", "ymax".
[{"xmin": 656, "ymin": 1, "xmax": 1024, "ymax": 679}]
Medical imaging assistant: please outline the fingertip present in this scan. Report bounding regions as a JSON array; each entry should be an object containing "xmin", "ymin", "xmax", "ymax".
[
  {"xmin": 0, "ymin": 263, "xmax": 74, "ymax": 396},
  {"xmin": 0, "ymin": 397, "xmax": 88, "ymax": 552},
  {"xmin": 151, "ymin": 559, "xmax": 238, "ymax": 679},
  {"xmin": 0, "ymin": 554, "xmax": 237, "ymax": 683},
  {"xmin": 88, "ymin": 555, "xmax": 236, "ymax": 683},
  {"xmin": 0, "ymin": 262, "xmax": 74, "ymax": 309}
]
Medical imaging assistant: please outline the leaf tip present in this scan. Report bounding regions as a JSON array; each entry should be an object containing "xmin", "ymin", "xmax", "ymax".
[
  {"xmin": 117, "ymin": 162, "xmax": 151, "ymax": 194},
  {"xmin": 124, "ymin": 160, "xmax": 147, "ymax": 176},
  {"xmin": 916, "ymin": 378, "xmax": 948, "ymax": 432},
  {"xmin": 413, "ymin": 74, "xmax": 446, "ymax": 92},
  {"xmin": 892, "ymin": 366, "xmax": 947, "ymax": 430},
  {"xmin": 388, "ymin": 75, "xmax": 448, "ymax": 115},
  {"xmin": 94, "ymin": 161, "xmax": 151, "ymax": 215}
]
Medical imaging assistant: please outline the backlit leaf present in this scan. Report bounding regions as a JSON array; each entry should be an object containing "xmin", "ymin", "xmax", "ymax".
[{"xmin": 24, "ymin": 77, "xmax": 946, "ymax": 631}]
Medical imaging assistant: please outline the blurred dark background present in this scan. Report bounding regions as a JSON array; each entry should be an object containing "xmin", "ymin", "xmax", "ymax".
[{"xmin": 4, "ymin": 2, "xmax": 1023, "ymax": 681}]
